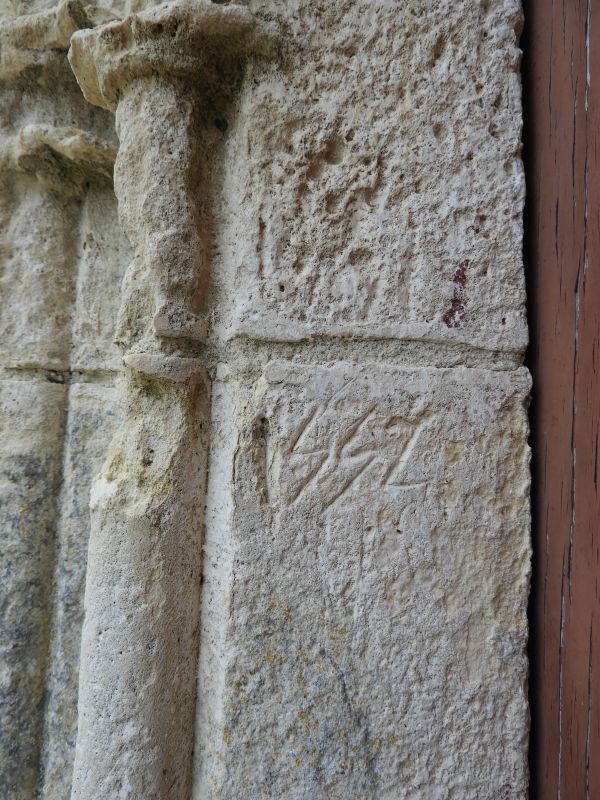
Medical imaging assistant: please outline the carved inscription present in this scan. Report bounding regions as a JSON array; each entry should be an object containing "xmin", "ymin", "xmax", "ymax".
[{"xmin": 281, "ymin": 397, "xmax": 433, "ymax": 508}]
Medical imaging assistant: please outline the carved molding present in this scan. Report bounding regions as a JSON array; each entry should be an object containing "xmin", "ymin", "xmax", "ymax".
[
  {"xmin": 0, "ymin": 124, "xmax": 116, "ymax": 192},
  {"xmin": 71, "ymin": 357, "xmax": 211, "ymax": 799},
  {"xmin": 0, "ymin": 5, "xmax": 120, "ymax": 796},
  {"xmin": 68, "ymin": 0, "xmax": 255, "ymax": 112},
  {"xmin": 0, "ymin": 0, "xmax": 113, "ymax": 82}
]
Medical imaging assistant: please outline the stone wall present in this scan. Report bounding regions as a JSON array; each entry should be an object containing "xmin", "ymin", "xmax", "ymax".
[{"xmin": 0, "ymin": 1, "xmax": 530, "ymax": 798}]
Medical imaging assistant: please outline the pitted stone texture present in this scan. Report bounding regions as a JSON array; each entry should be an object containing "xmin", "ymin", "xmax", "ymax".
[
  {"xmin": 214, "ymin": 0, "xmax": 525, "ymax": 352},
  {"xmin": 67, "ymin": 0, "xmax": 256, "ymax": 112},
  {"xmin": 194, "ymin": 362, "xmax": 530, "ymax": 800},
  {"xmin": 0, "ymin": 5, "xmax": 126, "ymax": 795},
  {"xmin": 5, "ymin": 124, "xmax": 116, "ymax": 191},
  {"xmin": 40, "ymin": 383, "xmax": 120, "ymax": 800},
  {"xmin": 0, "ymin": 378, "xmax": 66, "ymax": 799},
  {"xmin": 110, "ymin": 78, "xmax": 214, "ymax": 346},
  {"xmin": 0, "ymin": 178, "xmax": 127, "ymax": 372}
]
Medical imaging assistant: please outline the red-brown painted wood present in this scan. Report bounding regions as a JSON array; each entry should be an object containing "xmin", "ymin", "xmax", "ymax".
[{"xmin": 525, "ymin": 0, "xmax": 600, "ymax": 796}]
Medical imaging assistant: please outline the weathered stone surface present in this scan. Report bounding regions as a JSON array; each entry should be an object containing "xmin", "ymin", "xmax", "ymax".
[
  {"xmin": 0, "ymin": 4, "xmax": 125, "ymax": 795},
  {"xmin": 66, "ymin": 8, "xmax": 264, "ymax": 798},
  {"xmin": 0, "ymin": 0, "xmax": 531, "ymax": 796},
  {"xmin": 214, "ymin": 0, "xmax": 525, "ymax": 354},
  {"xmin": 0, "ymin": 178, "xmax": 78, "ymax": 370},
  {"xmin": 0, "ymin": 0, "xmax": 97, "ymax": 82},
  {"xmin": 0, "ymin": 377, "xmax": 66, "ymax": 799},
  {"xmin": 40, "ymin": 383, "xmax": 120, "ymax": 800},
  {"xmin": 194, "ymin": 362, "xmax": 530, "ymax": 799},
  {"xmin": 0, "ymin": 1, "xmax": 122, "ymax": 373},
  {"xmin": 68, "ymin": 0, "xmax": 256, "ymax": 112},
  {"xmin": 71, "ymin": 361, "xmax": 210, "ymax": 800},
  {"xmin": 71, "ymin": 188, "xmax": 130, "ymax": 372},
  {"xmin": 0, "ymin": 128, "xmax": 120, "ymax": 371}
]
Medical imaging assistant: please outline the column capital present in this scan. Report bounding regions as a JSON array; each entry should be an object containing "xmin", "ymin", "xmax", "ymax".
[
  {"xmin": 69, "ymin": 0, "xmax": 256, "ymax": 111},
  {"xmin": 0, "ymin": 0, "xmax": 112, "ymax": 83},
  {"xmin": 0, "ymin": 124, "xmax": 115, "ymax": 193},
  {"xmin": 67, "ymin": 1, "xmax": 264, "ymax": 344}
]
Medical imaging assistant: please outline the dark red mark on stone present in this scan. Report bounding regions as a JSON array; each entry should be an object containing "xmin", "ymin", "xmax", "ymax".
[{"xmin": 442, "ymin": 259, "xmax": 468, "ymax": 328}]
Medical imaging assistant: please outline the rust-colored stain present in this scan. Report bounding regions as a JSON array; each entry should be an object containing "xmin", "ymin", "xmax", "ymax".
[
  {"xmin": 525, "ymin": 0, "xmax": 600, "ymax": 796},
  {"xmin": 442, "ymin": 260, "xmax": 468, "ymax": 328}
]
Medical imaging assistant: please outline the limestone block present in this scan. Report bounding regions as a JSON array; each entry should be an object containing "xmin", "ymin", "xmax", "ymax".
[
  {"xmin": 0, "ymin": 127, "xmax": 119, "ymax": 371},
  {"xmin": 214, "ymin": 0, "xmax": 526, "ymax": 353},
  {"xmin": 0, "ymin": 1, "xmax": 120, "ymax": 371},
  {"xmin": 6, "ymin": 124, "xmax": 116, "ymax": 190},
  {"xmin": 194, "ymin": 362, "xmax": 530, "ymax": 799},
  {"xmin": 0, "ymin": 123, "xmax": 118, "ymax": 370},
  {"xmin": 40, "ymin": 383, "xmax": 121, "ymax": 800},
  {"xmin": 0, "ymin": 377, "xmax": 66, "ymax": 799},
  {"xmin": 0, "ymin": 0, "xmax": 95, "ymax": 82},
  {"xmin": 112, "ymin": 78, "xmax": 214, "ymax": 345}
]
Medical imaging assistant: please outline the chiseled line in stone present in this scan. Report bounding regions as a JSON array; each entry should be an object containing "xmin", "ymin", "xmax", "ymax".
[
  {"xmin": 197, "ymin": 337, "xmax": 525, "ymax": 379},
  {"xmin": 192, "ymin": 362, "xmax": 531, "ymax": 798},
  {"xmin": 0, "ymin": 365, "xmax": 119, "ymax": 385},
  {"xmin": 65, "ymin": 3, "xmax": 267, "ymax": 797}
]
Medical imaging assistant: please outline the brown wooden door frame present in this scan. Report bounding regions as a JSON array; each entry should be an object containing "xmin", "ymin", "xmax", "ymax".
[{"xmin": 524, "ymin": 1, "xmax": 600, "ymax": 796}]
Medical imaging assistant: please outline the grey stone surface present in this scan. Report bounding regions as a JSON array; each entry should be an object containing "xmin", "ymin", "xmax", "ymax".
[
  {"xmin": 0, "ymin": 378, "xmax": 66, "ymax": 799},
  {"xmin": 0, "ymin": 3, "xmax": 125, "ymax": 795},
  {"xmin": 194, "ymin": 362, "xmax": 531, "ymax": 800}
]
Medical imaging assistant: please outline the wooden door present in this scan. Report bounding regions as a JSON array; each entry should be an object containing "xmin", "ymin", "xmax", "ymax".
[{"xmin": 525, "ymin": 0, "xmax": 600, "ymax": 796}]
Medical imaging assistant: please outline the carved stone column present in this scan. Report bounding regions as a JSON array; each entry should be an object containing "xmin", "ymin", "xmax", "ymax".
[
  {"xmin": 0, "ymin": 4, "xmax": 118, "ymax": 795},
  {"xmin": 0, "ymin": 128, "xmax": 118, "ymax": 798},
  {"xmin": 67, "ymin": 3, "xmax": 256, "ymax": 796},
  {"xmin": 73, "ymin": 356, "xmax": 210, "ymax": 798},
  {"xmin": 69, "ymin": 0, "xmax": 255, "ymax": 346}
]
